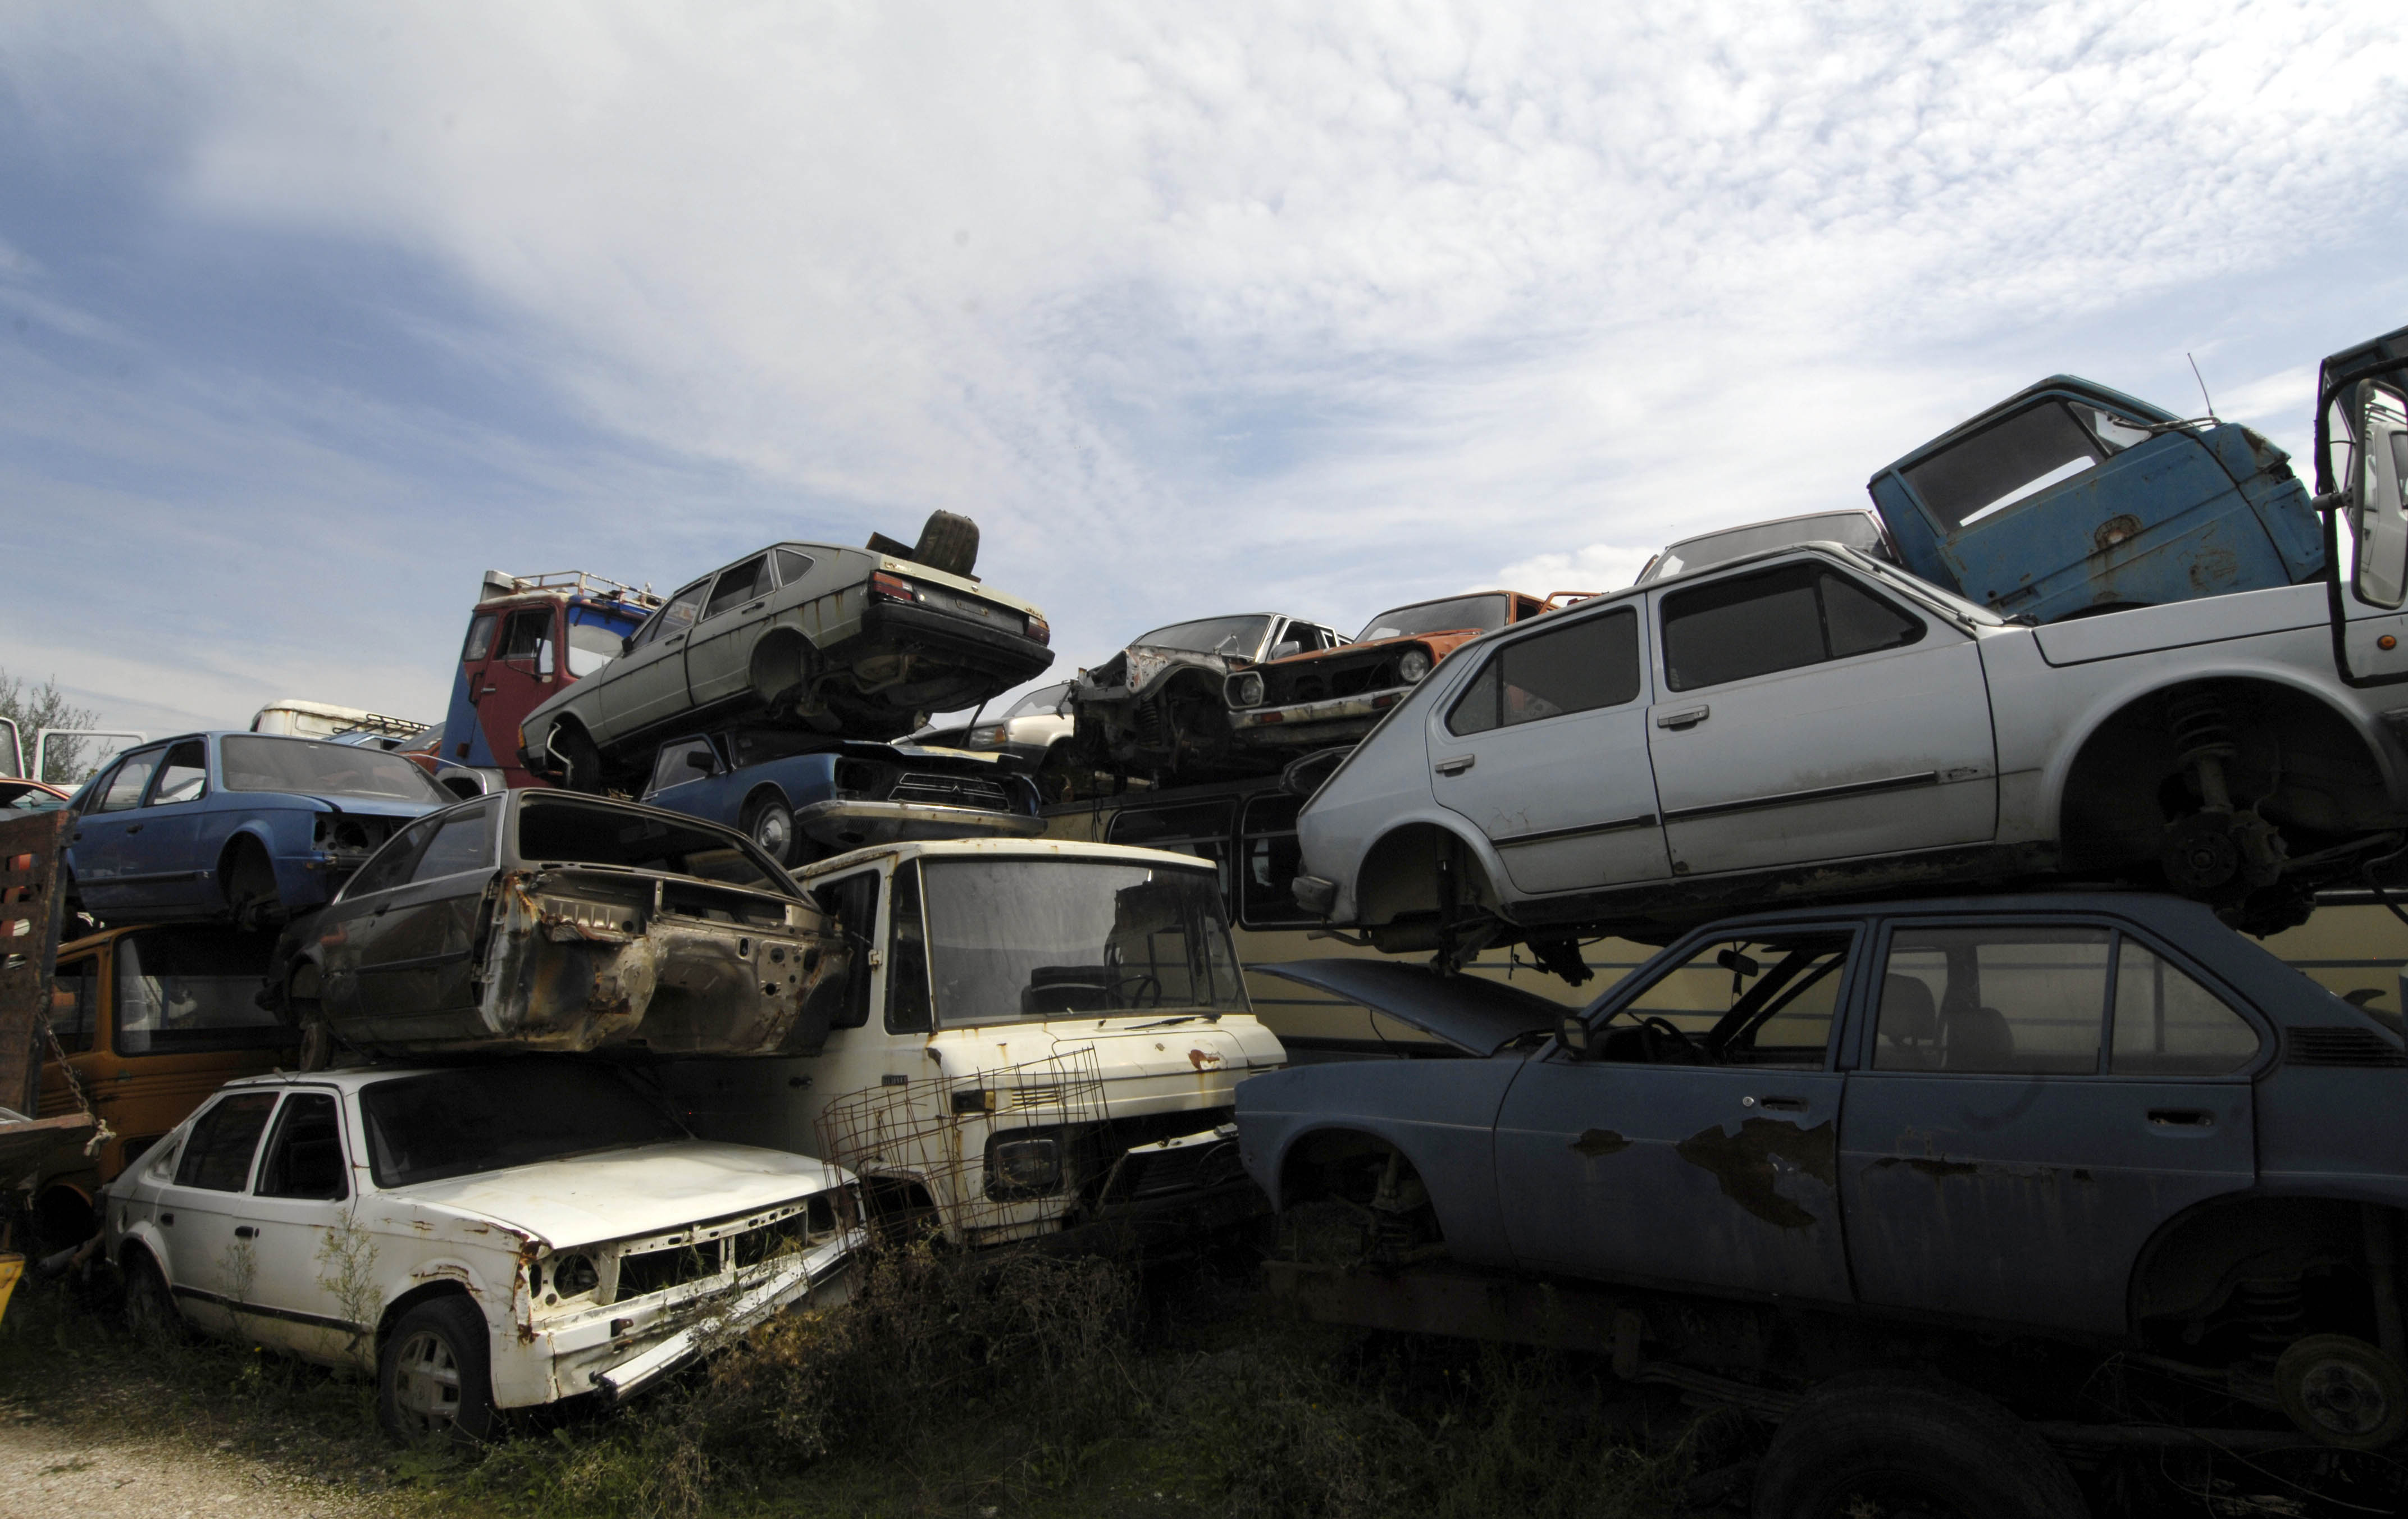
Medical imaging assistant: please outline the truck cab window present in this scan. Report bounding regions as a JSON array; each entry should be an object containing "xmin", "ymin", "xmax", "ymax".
[
  {"xmin": 462, "ymin": 613, "xmax": 498, "ymax": 663},
  {"xmin": 1903, "ymin": 400, "xmax": 2150, "ymax": 530},
  {"xmin": 498, "ymin": 609, "xmax": 555, "ymax": 675},
  {"xmin": 885, "ymin": 862, "xmax": 933, "ymax": 1034},
  {"xmin": 809, "ymin": 870, "xmax": 881, "ymax": 1030},
  {"xmin": 47, "ymin": 958, "xmax": 95, "ymax": 1054}
]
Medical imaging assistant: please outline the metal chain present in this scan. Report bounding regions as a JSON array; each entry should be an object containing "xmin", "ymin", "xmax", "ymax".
[{"xmin": 41, "ymin": 1018, "xmax": 115, "ymax": 1159}]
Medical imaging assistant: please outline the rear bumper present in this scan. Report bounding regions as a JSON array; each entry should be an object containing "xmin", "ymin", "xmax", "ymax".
[
  {"xmin": 795, "ymin": 799, "xmax": 1046, "ymax": 849},
  {"xmin": 856, "ymin": 603, "xmax": 1055, "ymax": 684}
]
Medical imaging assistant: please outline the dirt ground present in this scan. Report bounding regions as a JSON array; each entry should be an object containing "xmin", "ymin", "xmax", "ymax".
[{"xmin": 0, "ymin": 1409, "xmax": 409, "ymax": 1519}]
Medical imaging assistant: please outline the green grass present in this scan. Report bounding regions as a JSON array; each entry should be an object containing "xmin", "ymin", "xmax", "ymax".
[{"xmin": 0, "ymin": 1251, "xmax": 1720, "ymax": 1519}]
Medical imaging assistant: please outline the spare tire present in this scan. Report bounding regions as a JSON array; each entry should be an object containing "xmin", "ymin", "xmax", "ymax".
[
  {"xmin": 1753, "ymin": 1371, "xmax": 2087, "ymax": 1519},
  {"xmin": 911, "ymin": 510, "xmax": 980, "ymax": 578}
]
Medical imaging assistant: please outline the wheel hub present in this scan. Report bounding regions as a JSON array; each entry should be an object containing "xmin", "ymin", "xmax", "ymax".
[{"xmin": 393, "ymin": 1329, "xmax": 463, "ymax": 1431}]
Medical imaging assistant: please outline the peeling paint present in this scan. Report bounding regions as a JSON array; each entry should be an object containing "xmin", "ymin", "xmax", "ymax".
[{"xmin": 1673, "ymin": 1118, "xmax": 1836, "ymax": 1231}]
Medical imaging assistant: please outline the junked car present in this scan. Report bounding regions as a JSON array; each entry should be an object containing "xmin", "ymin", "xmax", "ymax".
[
  {"xmin": 2, "ymin": 777, "xmax": 71, "ymax": 813},
  {"xmin": 1069, "ymin": 614, "xmax": 1344, "ymax": 783},
  {"xmin": 105, "ymin": 1061, "xmax": 858, "ymax": 1445},
  {"xmin": 637, "ymin": 728, "xmax": 1042, "ymax": 865},
  {"xmin": 434, "ymin": 569, "xmax": 663, "ymax": 793},
  {"xmin": 1240, "ymin": 891, "xmax": 2408, "ymax": 1452},
  {"xmin": 663, "ymin": 837, "xmax": 1288, "ymax": 1251},
  {"xmin": 519, "ymin": 513, "xmax": 1055, "ymax": 792},
  {"xmin": 915, "ymin": 681, "xmax": 1081, "ymax": 800},
  {"xmin": 62, "ymin": 732, "xmax": 454, "ymax": 932},
  {"xmin": 1224, "ymin": 591, "xmax": 1549, "ymax": 756},
  {"xmin": 264, "ymin": 791, "xmax": 849, "ymax": 1067}
]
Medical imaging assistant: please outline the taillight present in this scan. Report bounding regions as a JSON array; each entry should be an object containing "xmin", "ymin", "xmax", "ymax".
[
  {"xmin": 1025, "ymin": 614, "xmax": 1050, "ymax": 646},
  {"xmin": 870, "ymin": 572, "xmax": 916, "ymax": 603}
]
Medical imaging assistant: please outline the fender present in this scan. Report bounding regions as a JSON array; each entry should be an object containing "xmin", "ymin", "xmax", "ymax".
[{"xmin": 1347, "ymin": 811, "xmax": 1518, "ymax": 929}]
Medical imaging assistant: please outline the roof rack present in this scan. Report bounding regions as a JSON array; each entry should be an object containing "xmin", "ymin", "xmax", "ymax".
[{"xmin": 478, "ymin": 569, "xmax": 664, "ymax": 609}]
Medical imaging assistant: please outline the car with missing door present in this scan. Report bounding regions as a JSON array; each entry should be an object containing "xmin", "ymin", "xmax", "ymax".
[
  {"xmin": 1240, "ymin": 891, "xmax": 2408, "ymax": 1453},
  {"xmin": 519, "ymin": 513, "xmax": 1054, "ymax": 792},
  {"xmin": 1069, "ymin": 613, "xmax": 1344, "ymax": 783},
  {"xmin": 104, "ymin": 1061, "xmax": 858, "ymax": 1444}
]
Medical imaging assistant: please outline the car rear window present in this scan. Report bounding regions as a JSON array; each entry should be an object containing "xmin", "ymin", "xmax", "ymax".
[
  {"xmin": 358, "ymin": 1063, "xmax": 687, "ymax": 1188},
  {"xmin": 220, "ymin": 735, "xmax": 450, "ymax": 804},
  {"xmin": 116, "ymin": 929, "xmax": 293, "ymax": 1056},
  {"xmin": 514, "ymin": 796, "xmax": 791, "ymax": 892}
]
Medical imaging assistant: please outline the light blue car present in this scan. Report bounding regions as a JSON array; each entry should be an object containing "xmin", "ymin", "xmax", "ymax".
[{"xmin": 64, "ymin": 731, "xmax": 453, "ymax": 929}]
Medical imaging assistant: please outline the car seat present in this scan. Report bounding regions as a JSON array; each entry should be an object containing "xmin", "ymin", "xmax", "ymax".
[
  {"xmin": 1878, "ymin": 974, "xmax": 1939, "ymax": 1068},
  {"xmin": 1943, "ymin": 1005, "xmax": 2016, "ymax": 1070}
]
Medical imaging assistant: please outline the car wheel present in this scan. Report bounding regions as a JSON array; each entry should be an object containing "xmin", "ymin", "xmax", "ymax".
[
  {"xmin": 120, "ymin": 1249, "xmax": 185, "ymax": 1344},
  {"xmin": 2274, "ymin": 1334, "xmax": 2408, "ymax": 1450},
  {"xmin": 910, "ymin": 509, "xmax": 980, "ymax": 578},
  {"xmin": 552, "ymin": 723, "xmax": 606, "ymax": 796},
  {"xmin": 298, "ymin": 1017, "xmax": 335, "ymax": 1074},
  {"xmin": 1751, "ymin": 1371, "xmax": 2086, "ymax": 1519},
  {"xmin": 742, "ymin": 793, "xmax": 797, "ymax": 865},
  {"xmin": 225, "ymin": 843, "xmax": 285, "ymax": 932},
  {"xmin": 378, "ymin": 1296, "xmax": 497, "ymax": 1448}
]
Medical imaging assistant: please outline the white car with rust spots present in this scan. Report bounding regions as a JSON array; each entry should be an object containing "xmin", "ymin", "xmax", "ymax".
[{"xmin": 103, "ymin": 1060, "xmax": 858, "ymax": 1444}]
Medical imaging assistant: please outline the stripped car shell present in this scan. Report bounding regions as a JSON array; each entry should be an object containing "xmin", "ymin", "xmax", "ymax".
[
  {"xmin": 1070, "ymin": 614, "xmax": 1343, "ymax": 782},
  {"xmin": 271, "ymin": 791, "xmax": 850, "ymax": 1061},
  {"xmin": 1226, "ymin": 592, "xmax": 1549, "ymax": 752}
]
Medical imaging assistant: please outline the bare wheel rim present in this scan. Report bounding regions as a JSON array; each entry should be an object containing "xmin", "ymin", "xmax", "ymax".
[
  {"xmin": 2300, "ymin": 1358, "xmax": 2391, "ymax": 1437},
  {"xmin": 752, "ymin": 803, "xmax": 793, "ymax": 861},
  {"xmin": 391, "ymin": 1328, "xmax": 464, "ymax": 1432}
]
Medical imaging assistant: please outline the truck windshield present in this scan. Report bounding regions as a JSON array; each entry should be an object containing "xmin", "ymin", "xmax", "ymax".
[
  {"xmin": 920, "ymin": 857, "xmax": 1248, "ymax": 1025},
  {"xmin": 358, "ymin": 1062, "xmax": 687, "ymax": 1188},
  {"xmin": 220, "ymin": 735, "xmax": 450, "ymax": 803},
  {"xmin": 1133, "ymin": 615, "xmax": 1275, "ymax": 659},
  {"xmin": 1359, "ymin": 594, "xmax": 1508, "ymax": 641},
  {"xmin": 567, "ymin": 604, "xmax": 646, "ymax": 678}
]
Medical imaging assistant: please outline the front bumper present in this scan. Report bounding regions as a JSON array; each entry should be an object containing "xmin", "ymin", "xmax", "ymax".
[
  {"xmin": 795, "ymin": 799, "xmax": 1046, "ymax": 850},
  {"xmin": 589, "ymin": 1229, "xmax": 860, "ymax": 1401},
  {"xmin": 1229, "ymin": 687, "xmax": 1410, "ymax": 746}
]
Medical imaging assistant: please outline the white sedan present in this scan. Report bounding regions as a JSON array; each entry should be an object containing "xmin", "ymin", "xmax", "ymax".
[{"xmin": 104, "ymin": 1061, "xmax": 858, "ymax": 1444}]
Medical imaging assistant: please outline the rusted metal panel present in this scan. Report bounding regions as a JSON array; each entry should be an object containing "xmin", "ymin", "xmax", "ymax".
[{"xmin": 0, "ymin": 810, "xmax": 70, "ymax": 1114}]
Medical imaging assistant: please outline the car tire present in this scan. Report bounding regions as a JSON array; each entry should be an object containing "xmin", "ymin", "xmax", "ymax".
[
  {"xmin": 120, "ymin": 1249, "xmax": 185, "ymax": 1344},
  {"xmin": 551, "ymin": 723, "xmax": 606, "ymax": 796},
  {"xmin": 2274, "ymin": 1334, "xmax": 2408, "ymax": 1450},
  {"xmin": 1751, "ymin": 1371, "xmax": 2087, "ymax": 1519},
  {"xmin": 910, "ymin": 510, "xmax": 980, "ymax": 578},
  {"xmin": 742, "ymin": 792, "xmax": 797, "ymax": 866},
  {"xmin": 225, "ymin": 842, "xmax": 285, "ymax": 932},
  {"xmin": 378, "ymin": 1296, "xmax": 497, "ymax": 1448}
]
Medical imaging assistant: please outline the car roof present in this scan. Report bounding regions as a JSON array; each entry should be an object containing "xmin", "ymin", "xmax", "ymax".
[{"xmin": 802, "ymin": 836, "xmax": 1222, "ymax": 878}]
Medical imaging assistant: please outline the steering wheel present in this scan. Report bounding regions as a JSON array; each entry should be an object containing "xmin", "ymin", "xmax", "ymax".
[
  {"xmin": 1636, "ymin": 1015, "xmax": 1706, "ymax": 1065},
  {"xmin": 1111, "ymin": 972, "xmax": 1162, "ymax": 1009}
]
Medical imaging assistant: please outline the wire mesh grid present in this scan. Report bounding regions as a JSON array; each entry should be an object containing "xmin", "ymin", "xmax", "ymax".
[{"xmin": 814, "ymin": 1043, "xmax": 1108, "ymax": 1242}]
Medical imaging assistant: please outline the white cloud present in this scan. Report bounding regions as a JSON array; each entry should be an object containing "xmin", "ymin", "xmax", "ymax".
[{"xmin": 1495, "ymin": 544, "xmax": 1659, "ymax": 597}]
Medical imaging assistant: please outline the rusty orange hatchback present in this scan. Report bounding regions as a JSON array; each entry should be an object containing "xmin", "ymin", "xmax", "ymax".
[{"xmin": 30, "ymin": 923, "xmax": 295, "ymax": 1246}]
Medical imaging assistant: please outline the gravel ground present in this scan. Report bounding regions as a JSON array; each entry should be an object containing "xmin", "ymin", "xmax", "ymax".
[{"xmin": 0, "ymin": 1403, "xmax": 416, "ymax": 1519}]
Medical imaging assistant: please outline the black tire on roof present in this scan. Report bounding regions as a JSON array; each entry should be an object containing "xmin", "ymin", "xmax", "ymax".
[
  {"xmin": 911, "ymin": 510, "xmax": 980, "ymax": 578},
  {"xmin": 1750, "ymin": 1370, "xmax": 2088, "ymax": 1519}
]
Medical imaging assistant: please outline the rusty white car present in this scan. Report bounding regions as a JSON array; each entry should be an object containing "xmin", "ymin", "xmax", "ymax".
[
  {"xmin": 1286, "ymin": 334, "xmax": 2408, "ymax": 981},
  {"xmin": 104, "ymin": 1062, "xmax": 858, "ymax": 1444}
]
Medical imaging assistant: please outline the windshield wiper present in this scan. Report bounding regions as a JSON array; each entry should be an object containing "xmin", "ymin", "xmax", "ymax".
[{"xmin": 1126, "ymin": 1014, "xmax": 1199, "ymax": 1029}]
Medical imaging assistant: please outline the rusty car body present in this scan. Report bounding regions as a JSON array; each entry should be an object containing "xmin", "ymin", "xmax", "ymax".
[
  {"xmin": 1069, "ymin": 613, "xmax": 1344, "ymax": 783},
  {"xmin": 104, "ymin": 1062, "xmax": 859, "ymax": 1444},
  {"xmin": 1241, "ymin": 891, "xmax": 2408, "ymax": 1452},
  {"xmin": 267, "ymin": 790, "xmax": 849, "ymax": 1064},
  {"xmin": 1223, "ymin": 590, "xmax": 1549, "ymax": 754}
]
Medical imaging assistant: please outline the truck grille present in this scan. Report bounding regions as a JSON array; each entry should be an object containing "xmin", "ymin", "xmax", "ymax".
[
  {"xmin": 614, "ymin": 1240, "xmax": 722, "ymax": 1299},
  {"xmin": 891, "ymin": 772, "xmax": 1011, "ymax": 811}
]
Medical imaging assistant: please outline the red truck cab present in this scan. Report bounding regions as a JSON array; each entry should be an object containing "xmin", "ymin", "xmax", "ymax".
[{"xmin": 429, "ymin": 571, "xmax": 662, "ymax": 793}]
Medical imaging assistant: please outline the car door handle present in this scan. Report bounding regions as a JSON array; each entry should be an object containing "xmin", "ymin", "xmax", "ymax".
[
  {"xmin": 159, "ymin": 1213, "xmax": 174, "ymax": 1226},
  {"xmin": 125, "ymin": 823, "xmax": 143, "ymax": 834},
  {"xmin": 372, "ymin": 902, "xmax": 391, "ymax": 916},
  {"xmin": 1655, "ymin": 705, "xmax": 1710, "ymax": 730},
  {"xmin": 233, "ymin": 1226, "xmax": 257, "ymax": 1239},
  {"xmin": 1434, "ymin": 756, "xmax": 1475, "ymax": 776},
  {"xmin": 2147, "ymin": 1108, "xmax": 2215, "ymax": 1128},
  {"xmin": 1743, "ymin": 1094, "xmax": 1808, "ymax": 1113},
  {"xmin": 741, "ymin": 600, "xmax": 765, "ymax": 614}
]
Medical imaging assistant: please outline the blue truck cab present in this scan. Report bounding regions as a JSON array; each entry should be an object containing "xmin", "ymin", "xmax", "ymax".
[{"xmin": 1867, "ymin": 377, "xmax": 2323, "ymax": 623}]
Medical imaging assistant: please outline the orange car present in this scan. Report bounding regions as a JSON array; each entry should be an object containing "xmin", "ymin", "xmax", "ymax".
[
  {"xmin": 1, "ymin": 777, "xmax": 72, "ymax": 813},
  {"xmin": 28, "ymin": 923, "xmax": 296, "ymax": 1246}
]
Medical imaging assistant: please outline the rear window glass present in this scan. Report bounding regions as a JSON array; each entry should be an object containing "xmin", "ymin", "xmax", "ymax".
[
  {"xmin": 358, "ymin": 1063, "xmax": 687, "ymax": 1188},
  {"xmin": 514, "ymin": 796, "xmax": 790, "ymax": 892},
  {"xmin": 220, "ymin": 736, "xmax": 450, "ymax": 804}
]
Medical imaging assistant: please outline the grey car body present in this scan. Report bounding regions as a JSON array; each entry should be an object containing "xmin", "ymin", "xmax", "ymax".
[
  {"xmin": 521, "ymin": 524, "xmax": 1053, "ymax": 790},
  {"xmin": 1238, "ymin": 892, "xmax": 2408, "ymax": 1447},
  {"xmin": 1070, "ymin": 613, "xmax": 1344, "ymax": 781},
  {"xmin": 1288, "ymin": 537, "xmax": 2408, "ymax": 971}
]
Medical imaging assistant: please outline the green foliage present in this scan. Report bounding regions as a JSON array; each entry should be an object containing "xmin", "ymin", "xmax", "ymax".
[{"xmin": 0, "ymin": 667, "xmax": 103, "ymax": 783}]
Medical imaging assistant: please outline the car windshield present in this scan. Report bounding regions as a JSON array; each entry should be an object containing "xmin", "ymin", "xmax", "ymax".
[
  {"xmin": 1133, "ymin": 615, "xmax": 1275, "ymax": 659},
  {"xmin": 1647, "ymin": 513, "xmax": 1888, "ymax": 582},
  {"xmin": 514, "ymin": 795, "xmax": 792, "ymax": 892},
  {"xmin": 1358, "ymin": 594, "xmax": 1509, "ymax": 641},
  {"xmin": 919, "ymin": 857, "xmax": 1248, "ymax": 1026},
  {"xmin": 220, "ymin": 735, "xmax": 450, "ymax": 803},
  {"xmin": 1004, "ymin": 682, "xmax": 1073, "ymax": 720},
  {"xmin": 358, "ymin": 1062, "xmax": 688, "ymax": 1188}
]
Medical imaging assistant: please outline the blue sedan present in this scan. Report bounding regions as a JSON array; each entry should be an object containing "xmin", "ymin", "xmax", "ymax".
[
  {"xmin": 1241, "ymin": 891, "xmax": 2408, "ymax": 1453},
  {"xmin": 65, "ymin": 732, "xmax": 453, "ymax": 929}
]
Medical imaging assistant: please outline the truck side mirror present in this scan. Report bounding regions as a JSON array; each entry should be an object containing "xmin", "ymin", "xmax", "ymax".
[{"xmin": 2349, "ymin": 383, "xmax": 2408, "ymax": 610}]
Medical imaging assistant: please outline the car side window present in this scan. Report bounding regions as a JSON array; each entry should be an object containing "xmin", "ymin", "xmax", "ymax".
[
  {"xmin": 774, "ymin": 548, "xmax": 815, "ymax": 585},
  {"xmin": 147, "ymin": 740, "xmax": 208, "ymax": 806},
  {"xmin": 1661, "ymin": 564, "xmax": 1924, "ymax": 692},
  {"xmin": 345, "ymin": 815, "xmax": 440, "ymax": 898},
  {"xmin": 173, "ymin": 1091, "xmax": 281, "ymax": 1191},
  {"xmin": 704, "ymin": 554, "xmax": 773, "ymax": 621},
  {"xmin": 2109, "ymin": 940, "xmax": 2261, "ymax": 1076},
  {"xmin": 1875, "ymin": 925, "xmax": 2109, "ymax": 1074},
  {"xmin": 497, "ymin": 608, "xmax": 555, "ymax": 676},
  {"xmin": 411, "ymin": 800, "xmax": 497, "ymax": 882},
  {"xmin": 254, "ymin": 1092, "xmax": 348, "ymax": 1201},
  {"xmin": 886, "ymin": 861, "xmax": 933, "ymax": 1034},
  {"xmin": 47, "ymin": 957, "xmax": 95, "ymax": 1054},
  {"xmin": 648, "ymin": 740, "xmax": 718, "ymax": 796},
  {"xmin": 93, "ymin": 750, "xmax": 162, "ymax": 814},
  {"xmin": 462, "ymin": 613, "xmax": 498, "ymax": 663},
  {"xmin": 638, "ymin": 580, "xmax": 710, "ymax": 646},
  {"xmin": 809, "ymin": 870, "xmax": 881, "ymax": 1030},
  {"xmin": 1612, "ymin": 929, "xmax": 1854, "ymax": 1067},
  {"xmin": 1449, "ymin": 608, "xmax": 1642, "ymax": 737}
]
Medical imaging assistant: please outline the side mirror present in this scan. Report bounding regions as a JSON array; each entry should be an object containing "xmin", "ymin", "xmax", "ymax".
[
  {"xmin": 1268, "ymin": 640, "xmax": 1301, "ymax": 660},
  {"xmin": 621, "ymin": 635, "xmax": 636, "ymax": 656},
  {"xmin": 1558, "ymin": 1015, "xmax": 1589, "ymax": 1055},
  {"xmin": 686, "ymin": 750, "xmax": 715, "ymax": 773},
  {"xmin": 2350, "ymin": 383, "xmax": 2408, "ymax": 610}
]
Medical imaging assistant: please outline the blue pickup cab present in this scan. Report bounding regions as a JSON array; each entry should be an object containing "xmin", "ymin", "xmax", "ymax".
[
  {"xmin": 638, "ymin": 728, "xmax": 1043, "ymax": 866},
  {"xmin": 63, "ymin": 731, "xmax": 453, "ymax": 929}
]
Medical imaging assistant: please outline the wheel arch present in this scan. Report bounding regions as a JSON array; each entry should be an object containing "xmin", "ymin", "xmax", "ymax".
[
  {"xmin": 214, "ymin": 826, "xmax": 280, "ymax": 905},
  {"xmin": 749, "ymin": 626, "xmax": 817, "ymax": 708},
  {"xmin": 375, "ymin": 1278, "xmax": 487, "ymax": 1358},
  {"xmin": 2126, "ymin": 1189, "xmax": 2388, "ymax": 1336},
  {"xmin": 1273, "ymin": 1123, "xmax": 1434, "ymax": 1216},
  {"xmin": 1351, "ymin": 815, "xmax": 1509, "ymax": 931}
]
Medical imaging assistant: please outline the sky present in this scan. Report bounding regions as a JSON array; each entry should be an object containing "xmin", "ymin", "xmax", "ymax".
[{"xmin": 3, "ymin": 1, "xmax": 2406, "ymax": 768}]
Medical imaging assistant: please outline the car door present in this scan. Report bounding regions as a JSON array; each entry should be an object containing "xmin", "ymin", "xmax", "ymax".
[
  {"xmin": 1429, "ymin": 602, "xmax": 1671, "ymax": 896},
  {"xmin": 598, "ymin": 577, "xmax": 712, "ymax": 739},
  {"xmin": 232, "ymin": 1089, "xmax": 364, "ymax": 1361},
  {"xmin": 1648, "ymin": 559, "xmax": 1996, "ymax": 878},
  {"xmin": 1493, "ymin": 923, "xmax": 1858, "ymax": 1302},
  {"xmin": 150, "ymin": 1088, "xmax": 282, "ymax": 1334},
  {"xmin": 1840, "ymin": 915, "xmax": 2262, "ymax": 1335},
  {"xmin": 129, "ymin": 737, "xmax": 213, "ymax": 915},
  {"xmin": 685, "ymin": 552, "xmax": 779, "ymax": 708},
  {"xmin": 70, "ymin": 747, "xmax": 165, "ymax": 915},
  {"xmin": 351, "ymin": 799, "xmax": 501, "ymax": 1046},
  {"xmin": 315, "ymin": 813, "xmax": 443, "ymax": 1029}
]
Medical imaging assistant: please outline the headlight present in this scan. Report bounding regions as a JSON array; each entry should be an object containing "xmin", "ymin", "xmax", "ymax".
[
  {"xmin": 987, "ymin": 1135, "xmax": 1062, "ymax": 1198},
  {"xmin": 970, "ymin": 726, "xmax": 1004, "ymax": 747},
  {"xmin": 1231, "ymin": 672, "xmax": 1265, "ymax": 708},
  {"xmin": 1398, "ymin": 647, "xmax": 1433, "ymax": 683},
  {"xmin": 547, "ymin": 1252, "xmax": 599, "ymax": 1301}
]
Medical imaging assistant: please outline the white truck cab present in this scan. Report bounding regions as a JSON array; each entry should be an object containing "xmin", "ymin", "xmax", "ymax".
[{"xmin": 663, "ymin": 837, "xmax": 1288, "ymax": 1249}]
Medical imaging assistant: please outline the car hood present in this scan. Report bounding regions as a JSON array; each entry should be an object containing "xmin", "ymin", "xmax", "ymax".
[
  {"xmin": 1253, "ymin": 960, "xmax": 1568, "ymax": 1055},
  {"xmin": 384, "ymin": 1139, "xmax": 849, "ymax": 1251}
]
